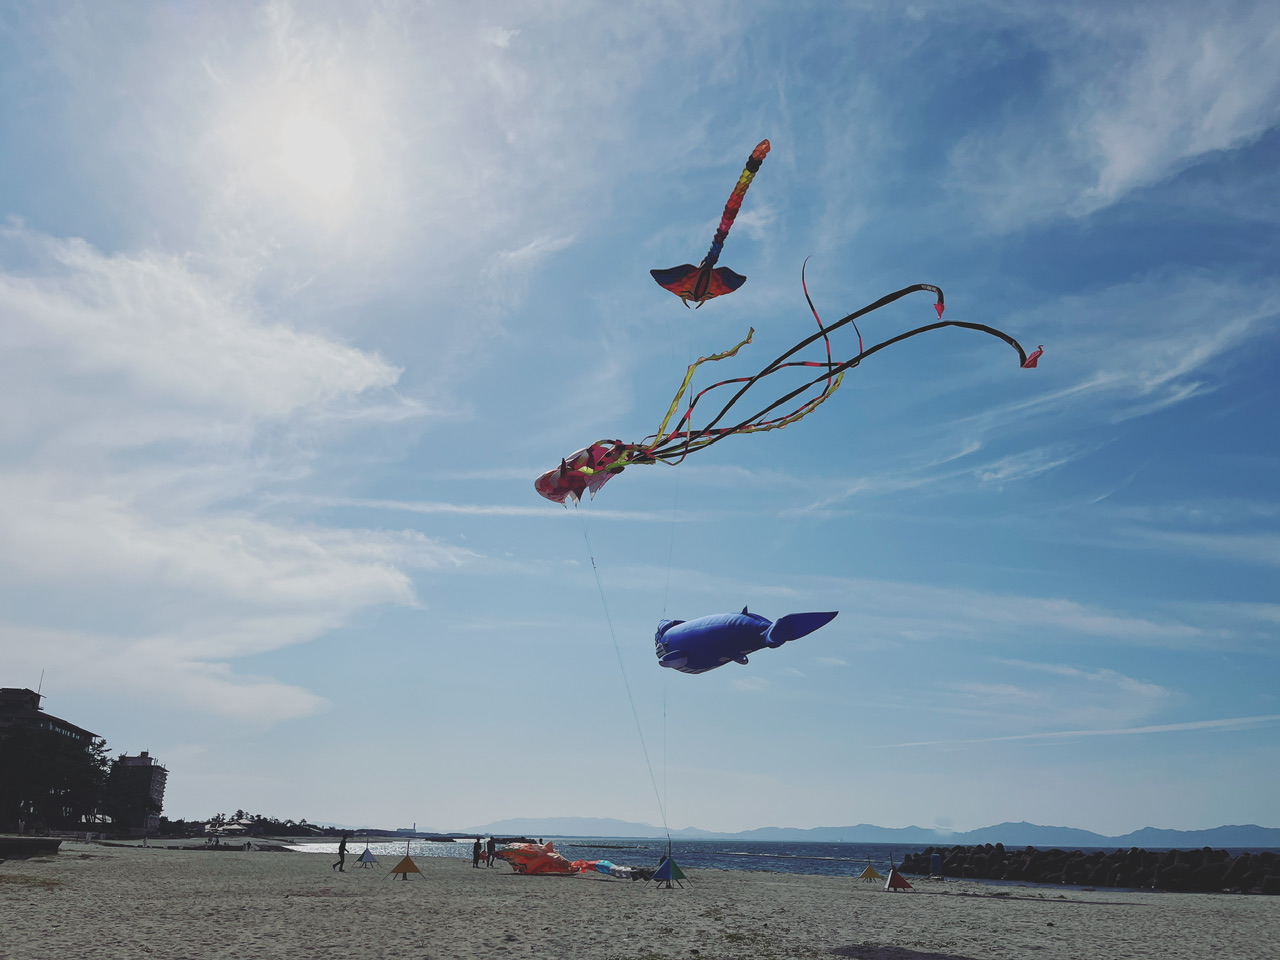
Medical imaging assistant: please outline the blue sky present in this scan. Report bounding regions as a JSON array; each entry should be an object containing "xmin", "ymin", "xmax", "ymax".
[{"xmin": 1, "ymin": 0, "xmax": 1277, "ymax": 837}]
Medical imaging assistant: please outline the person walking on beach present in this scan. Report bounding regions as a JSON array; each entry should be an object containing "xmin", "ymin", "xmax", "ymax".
[
  {"xmin": 472, "ymin": 838, "xmax": 482, "ymax": 868},
  {"xmin": 333, "ymin": 832, "xmax": 350, "ymax": 872}
]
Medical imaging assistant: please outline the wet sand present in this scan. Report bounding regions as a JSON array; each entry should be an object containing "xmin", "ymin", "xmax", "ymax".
[{"xmin": 1, "ymin": 841, "xmax": 1276, "ymax": 959}]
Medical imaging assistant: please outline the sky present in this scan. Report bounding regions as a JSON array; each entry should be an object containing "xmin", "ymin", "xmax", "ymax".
[{"xmin": 1, "ymin": 0, "xmax": 1278, "ymax": 838}]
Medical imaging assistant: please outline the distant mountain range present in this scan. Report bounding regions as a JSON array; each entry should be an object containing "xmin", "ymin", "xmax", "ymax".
[{"xmin": 465, "ymin": 817, "xmax": 1280, "ymax": 848}]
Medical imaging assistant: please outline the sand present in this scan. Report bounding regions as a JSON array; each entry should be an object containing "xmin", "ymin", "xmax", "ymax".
[{"xmin": 2, "ymin": 841, "xmax": 1277, "ymax": 960}]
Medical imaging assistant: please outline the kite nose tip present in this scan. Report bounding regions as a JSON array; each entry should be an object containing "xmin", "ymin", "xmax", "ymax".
[
  {"xmin": 755, "ymin": 139, "xmax": 771, "ymax": 156},
  {"xmin": 934, "ymin": 302, "xmax": 946, "ymax": 319}
]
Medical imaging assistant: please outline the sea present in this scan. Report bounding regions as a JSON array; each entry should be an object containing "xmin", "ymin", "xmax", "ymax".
[{"xmin": 290, "ymin": 837, "xmax": 1280, "ymax": 881}]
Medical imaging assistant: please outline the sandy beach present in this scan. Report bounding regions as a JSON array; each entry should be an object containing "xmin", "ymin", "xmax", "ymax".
[{"xmin": 2, "ymin": 841, "xmax": 1277, "ymax": 960}]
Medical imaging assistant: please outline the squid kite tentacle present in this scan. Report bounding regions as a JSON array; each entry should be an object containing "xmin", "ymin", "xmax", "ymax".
[
  {"xmin": 686, "ymin": 283, "xmax": 945, "ymax": 444},
  {"xmin": 535, "ymin": 278, "xmax": 1040, "ymax": 503},
  {"xmin": 646, "ymin": 318, "xmax": 1037, "ymax": 461}
]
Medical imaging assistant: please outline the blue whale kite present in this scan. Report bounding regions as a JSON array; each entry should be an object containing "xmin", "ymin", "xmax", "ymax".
[{"xmin": 654, "ymin": 608, "xmax": 838, "ymax": 674}]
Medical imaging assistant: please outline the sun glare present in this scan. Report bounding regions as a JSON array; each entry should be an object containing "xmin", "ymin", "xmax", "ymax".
[{"xmin": 276, "ymin": 113, "xmax": 355, "ymax": 195}]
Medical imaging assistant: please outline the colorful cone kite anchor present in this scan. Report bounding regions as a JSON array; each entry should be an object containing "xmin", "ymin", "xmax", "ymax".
[
  {"xmin": 387, "ymin": 855, "xmax": 423, "ymax": 880},
  {"xmin": 857, "ymin": 861, "xmax": 884, "ymax": 882},
  {"xmin": 651, "ymin": 857, "xmax": 688, "ymax": 889},
  {"xmin": 884, "ymin": 866, "xmax": 913, "ymax": 891}
]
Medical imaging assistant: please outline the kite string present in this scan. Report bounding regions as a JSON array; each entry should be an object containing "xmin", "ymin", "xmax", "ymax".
[
  {"xmin": 661, "ymin": 463, "xmax": 681, "ymax": 618},
  {"xmin": 660, "ymin": 309, "xmax": 696, "ymax": 618},
  {"xmin": 662, "ymin": 668, "xmax": 669, "ymax": 855},
  {"xmin": 576, "ymin": 507, "xmax": 670, "ymax": 846},
  {"xmin": 661, "ymin": 304, "xmax": 694, "ymax": 619},
  {"xmin": 658, "ymin": 316, "xmax": 698, "ymax": 845}
]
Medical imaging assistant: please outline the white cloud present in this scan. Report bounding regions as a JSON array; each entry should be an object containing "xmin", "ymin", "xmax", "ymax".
[
  {"xmin": 0, "ymin": 224, "xmax": 458, "ymax": 723},
  {"xmin": 0, "ymin": 486, "xmax": 471, "ymax": 614},
  {"xmin": 0, "ymin": 485, "xmax": 475, "ymax": 715},
  {"xmin": 775, "ymin": 270, "xmax": 1278, "ymax": 516},
  {"xmin": 892, "ymin": 658, "xmax": 1179, "ymax": 741},
  {"xmin": 948, "ymin": 3, "xmax": 1280, "ymax": 227},
  {"xmin": 811, "ymin": 574, "xmax": 1210, "ymax": 650},
  {"xmin": 0, "ymin": 624, "xmax": 327, "ymax": 724},
  {"xmin": 1077, "ymin": 5, "xmax": 1280, "ymax": 209},
  {"xmin": 731, "ymin": 204, "xmax": 776, "ymax": 242},
  {"xmin": 483, "ymin": 27, "xmax": 519, "ymax": 49},
  {"xmin": 1184, "ymin": 601, "xmax": 1280, "ymax": 629},
  {"xmin": 279, "ymin": 493, "xmax": 686, "ymax": 523},
  {"xmin": 0, "ymin": 227, "xmax": 413, "ymax": 451},
  {"xmin": 1107, "ymin": 499, "xmax": 1280, "ymax": 526},
  {"xmin": 887, "ymin": 712, "xmax": 1280, "ymax": 749},
  {"xmin": 976, "ymin": 445, "xmax": 1076, "ymax": 484},
  {"xmin": 480, "ymin": 234, "xmax": 577, "ymax": 311},
  {"xmin": 997, "ymin": 659, "xmax": 1172, "ymax": 702},
  {"xmin": 1070, "ymin": 498, "xmax": 1280, "ymax": 578},
  {"xmin": 970, "ymin": 272, "xmax": 1280, "ymax": 433},
  {"xmin": 1118, "ymin": 529, "xmax": 1280, "ymax": 568},
  {"xmin": 24, "ymin": 1, "xmax": 747, "ymax": 329}
]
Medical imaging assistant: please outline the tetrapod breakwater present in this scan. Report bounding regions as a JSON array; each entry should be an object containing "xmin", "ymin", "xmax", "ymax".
[{"xmin": 899, "ymin": 844, "xmax": 1280, "ymax": 894}]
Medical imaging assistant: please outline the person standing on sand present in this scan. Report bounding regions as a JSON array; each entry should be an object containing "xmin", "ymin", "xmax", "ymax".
[
  {"xmin": 486, "ymin": 837, "xmax": 496, "ymax": 867},
  {"xmin": 472, "ymin": 838, "xmax": 482, "ymax": 868},
  {"xmin": 332, "ymin": 832, "xmax": 350, "ymax": 872}
]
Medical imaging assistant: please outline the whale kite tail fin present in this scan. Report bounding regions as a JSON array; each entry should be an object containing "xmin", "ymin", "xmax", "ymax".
[{"xmin": 764, "ymin": 611, "xmax": 838, "ymax": 648}]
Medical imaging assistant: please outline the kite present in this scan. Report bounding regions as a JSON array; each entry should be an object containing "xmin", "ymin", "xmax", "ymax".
[
  {"xmin": 654, "ymin": 607, "xmax": 838, "ymax": 674},
  {"xmin": 569, "ymin": 859, "xmax": 644, "ymax": 879},
  {"xmin": 534, "ymin": 279, "xmax": 1043, "ymax": 504},
  {"xmin": 651, "ymin": 139, "xmax": 771, "ymax": 306},
  {"xmin": 495, "ymin": 842, "xmax": 576, "ymax": 875}
]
